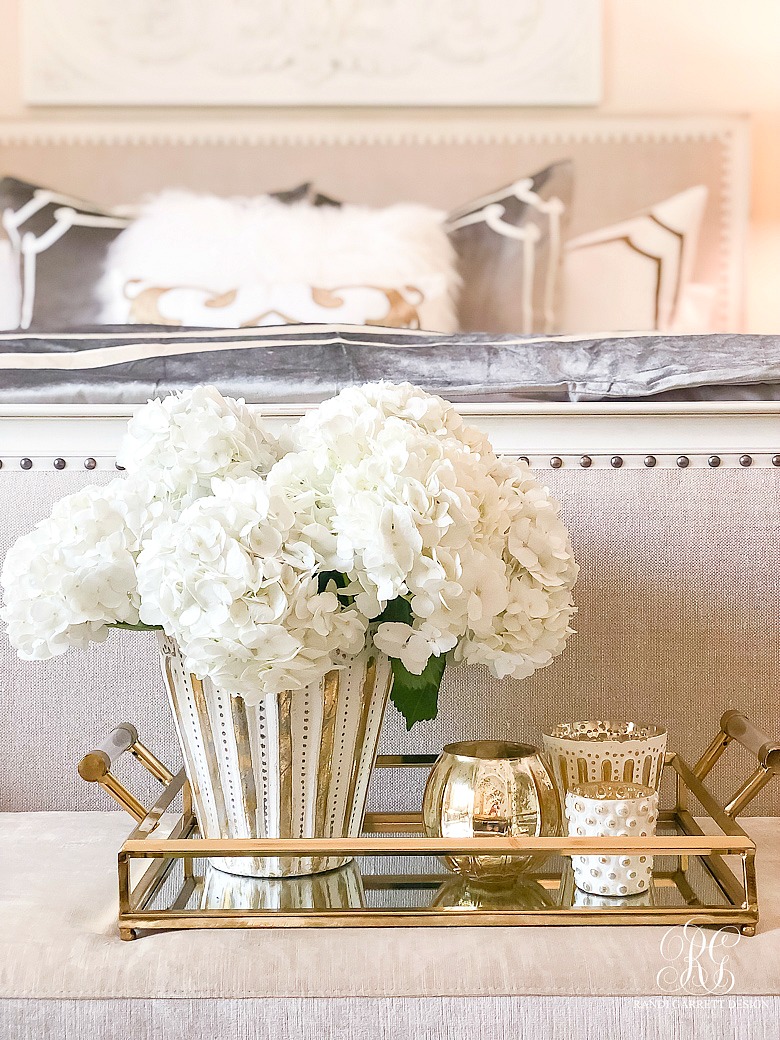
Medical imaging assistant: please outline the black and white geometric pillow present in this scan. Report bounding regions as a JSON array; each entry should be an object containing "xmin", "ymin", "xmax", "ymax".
[
  {"xmin": 445, "ymin": 161, "xmax": 573, "ymax": 335},
  {"xmin": 0, "ymin": 177, "xmax": 130, "ymax": 330}
]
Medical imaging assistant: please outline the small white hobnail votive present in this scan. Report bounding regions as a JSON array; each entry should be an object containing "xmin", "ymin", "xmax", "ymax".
[
  {"xmin": 565, "ymin": 781, "xmax": 659, "ymax": 897},
  {"xmin": 542, "ymin": 721, "xmax": 667, "ymax": 797}
]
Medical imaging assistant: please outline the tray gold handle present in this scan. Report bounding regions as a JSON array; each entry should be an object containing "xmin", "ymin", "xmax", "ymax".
[
  {"xmin": 78, "ymin": 722, "xmax": 175, "ymax": 822},
  {"xmin": 694, "ymin": 710, "xmax": 780, "ymax": 817}
]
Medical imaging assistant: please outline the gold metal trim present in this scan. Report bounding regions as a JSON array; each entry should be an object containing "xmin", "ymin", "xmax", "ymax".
[
  {"xmin": 80, "ymin": 714, "xmax": 774, "ymax": 940},
  {"xmin": 113, "ymin": 750, "xmax": 764, "ymax": 940}
]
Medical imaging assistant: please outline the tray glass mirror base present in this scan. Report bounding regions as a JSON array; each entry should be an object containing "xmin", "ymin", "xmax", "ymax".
[{"xmin": 115, "ymin": 749, "xmax": 760, "ymax": 940}]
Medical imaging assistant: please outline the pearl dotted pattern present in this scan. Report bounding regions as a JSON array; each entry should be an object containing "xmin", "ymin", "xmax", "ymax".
[{"xmin": 565, "ymin": 784, "xmax": 659, "ymax": 897}]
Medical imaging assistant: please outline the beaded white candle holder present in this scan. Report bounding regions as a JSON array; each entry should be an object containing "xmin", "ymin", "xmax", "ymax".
[
  {"xmin": 571, "ymin": 888, "xmax": 653, "ymax": 909},
  {"xmin": 565, "ymin": 781, "xmax": 659, "ymax": 897},
  {"xmin": 542, "ymin": 721, "xmax": 667, "ymax": 797}
]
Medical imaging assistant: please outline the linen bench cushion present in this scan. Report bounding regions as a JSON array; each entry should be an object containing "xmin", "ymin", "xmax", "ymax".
[{"xmin": 1, "ymin": 812, "xmax": 779, "ymax": 1039}]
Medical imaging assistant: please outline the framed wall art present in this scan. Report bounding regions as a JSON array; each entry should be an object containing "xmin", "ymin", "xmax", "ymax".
[{"xmin": 22, "ymin": 0, "xmax": 602, "ymax": 106}]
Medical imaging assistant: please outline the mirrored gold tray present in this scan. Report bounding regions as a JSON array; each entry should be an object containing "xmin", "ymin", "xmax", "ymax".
[{"xmin": 79, "ymin": 711, "xmax": 778, "ymax": 940}]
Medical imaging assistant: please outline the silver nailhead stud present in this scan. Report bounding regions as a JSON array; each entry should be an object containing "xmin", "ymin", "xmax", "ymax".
[
  {"xmin": 644, "ymin": 455, "xmax": 657, "ymax": 468},
  {"xmin": 772, "ymin": 455, "xmax": 780, "ymax": 467},
  {"xmin": 579, "ymin": 455, "xmax": 592, "ymax": 468},
  {"xmin": 739, "ymin": 454, "xmax": 753, "ymax": 467},
  {"xmin": 708, "ymin": 455, "xmax": 721, "ymax": 468},
  {"xmin": 115, "ymin": 462, "xmax": 126, "ymax": 471},
  {"xmin": 53, "ymin": 458, "xmax": 66, "ymax": 470},
  {"xmin": 20, "ymin": 458, "xmax": 32, "ymax": 470},
  {"xmin": 519, "ymin": 456, "xmax": 530, "ymax": 465},
  {"xmin": 676, "ymin": 455, "xmax": 690, "ymax": 468},
  {"xmin": 84, "ymin": 458, "xmax": 97, "ymax": 470},
  {"xmin": 550, "ymin": 456, "xmax": 563, "ymax": 469},
  {"xmin": 610, "ymin": 456, "xmax": 623, "ymax": 469}
]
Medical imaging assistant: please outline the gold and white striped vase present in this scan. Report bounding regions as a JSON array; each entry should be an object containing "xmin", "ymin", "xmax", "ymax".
[
  {"xmin": 158, "ymin": 633, "xmax": 393, "ymax": 878},
  {"xmin": 199, "ymin": 860, "xmax": 366, "ymax": 911}
]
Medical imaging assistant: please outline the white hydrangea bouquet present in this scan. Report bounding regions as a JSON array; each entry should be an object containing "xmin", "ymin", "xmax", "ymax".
[{"xmin": 1, "ymin": 382, "xmax": 578, "ymax": 729}]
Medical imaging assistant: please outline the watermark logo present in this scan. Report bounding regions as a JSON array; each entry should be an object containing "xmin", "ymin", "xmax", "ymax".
[{"xmin": 656, "ymin": 919, "xmax": 740, "ymax": 994}]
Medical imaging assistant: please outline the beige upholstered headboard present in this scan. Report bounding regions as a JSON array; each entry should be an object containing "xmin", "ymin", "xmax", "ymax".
[
  {"xmin": 0, "ymin": 115, "xmax": 750, "ymax": 330},
  {"xmin": 2, "ymin": 401, "xmax": 779, "ymax": 817}
]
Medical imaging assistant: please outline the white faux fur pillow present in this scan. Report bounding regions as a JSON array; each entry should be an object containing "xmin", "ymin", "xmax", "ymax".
[{"xmin": 98, "ymin": 191, "xmax": 460, "ymax": 332}]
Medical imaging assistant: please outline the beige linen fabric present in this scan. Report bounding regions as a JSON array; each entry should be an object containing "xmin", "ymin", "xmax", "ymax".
[
  {"xmin": 2, "ymin": 997, "xmax": 779, "ymax": 1040},
  {"xmin": 1, "ymin": 812, "xmax": 780, "ymax": 1001},
  {"xmin": 2, "ymin": 466, "xmax": 779, "ymax": 815}
]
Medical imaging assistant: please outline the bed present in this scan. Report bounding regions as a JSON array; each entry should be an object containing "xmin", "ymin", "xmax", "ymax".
[
  {"xmin": 3, "ymin": 113, "xmax": 780, "ymax": 1040},
  {"xmin": 1, "ymin": 113, "xmax": 778, "ymax": 811}
]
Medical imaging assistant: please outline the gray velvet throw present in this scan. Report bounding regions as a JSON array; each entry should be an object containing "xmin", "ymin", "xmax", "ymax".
[{"xmin": 1, "ymin": 325, "xmax": 779, "ymax": 404}]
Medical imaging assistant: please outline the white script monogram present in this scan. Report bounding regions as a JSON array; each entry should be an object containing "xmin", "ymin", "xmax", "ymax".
[{"xmin": 656, "ymin": 920, "xmax": 740, "ymax": 994}]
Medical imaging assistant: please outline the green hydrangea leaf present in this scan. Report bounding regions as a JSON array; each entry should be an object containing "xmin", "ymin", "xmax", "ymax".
[
  {"xmin": 317, "ymin": 569, "xmax": 349, "ymax": 594},
  {"xmin": 374, "ymin": 595, "xmax": 413, "ymax": 626},
  {"xmin": 389, "ymin": 651, "xmax": 447, "ymax": 731}
]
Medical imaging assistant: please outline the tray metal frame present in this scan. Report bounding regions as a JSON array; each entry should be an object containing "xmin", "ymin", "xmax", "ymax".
[{"xmin": 78, "ymin": 711, "xmax": 778, "ymax": 939}]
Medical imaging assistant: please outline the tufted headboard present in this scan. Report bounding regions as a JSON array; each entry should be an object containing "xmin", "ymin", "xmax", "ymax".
[
  {"xmin": 0, "ymin": 115, "xmax": 750, "ymax": 331},
  {"xmin": 1, "ymin": 400, "xmax": 778, "ymax": 816}
]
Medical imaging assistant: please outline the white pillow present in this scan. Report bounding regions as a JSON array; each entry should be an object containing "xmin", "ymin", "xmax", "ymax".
[
  {"xmin": 98, "ymin": 191, "xmax": 460, "ymax": 332},
  {"xmin": 561, "ymin": 186, "xmax": 708, "ymax": 334},
  {"xmin": 0, "ymin": 239, "xmax": 21, "ymax": 330}
]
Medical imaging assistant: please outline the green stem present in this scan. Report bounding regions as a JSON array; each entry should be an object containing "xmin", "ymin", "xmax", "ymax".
[{"xmin": 108, "ymin": 622, "xmax": 163, "ymax": 632}]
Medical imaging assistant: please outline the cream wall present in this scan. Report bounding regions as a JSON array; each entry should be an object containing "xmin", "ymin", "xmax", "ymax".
[{"xmin": 0, "ymin": 0, "xmax": 778, "ymax": 329}]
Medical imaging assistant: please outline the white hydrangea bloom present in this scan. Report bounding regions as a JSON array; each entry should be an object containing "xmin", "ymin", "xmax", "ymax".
[
  {"xmin": 293, "ymin": 383, "xmax": 525, "ymax": 674},
  {"xmin": 3, "ymin": 380, "xmax": 578, "ymax": 703},
  {"xmin": 117, "ymin": 385, "xmax": 279, "ymax": 509},
  {"xmin": 136, "ymin": 477, "xmax": 367, "ymax": 701},
  {"xmin": 454, "ymin": 456, "xmax": 579, "ymax": 680},
  {"xmin": 292, "ymin": 381, "xmax": 493, "ymax": 463},
  {"xmin": 0, "ymin": 477, "xmax": 161, "ymax": 659}
]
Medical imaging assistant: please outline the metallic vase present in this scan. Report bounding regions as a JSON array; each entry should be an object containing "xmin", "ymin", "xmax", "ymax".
[
  {"xmin": 158, "ymin": 633, "xmax": 393, "ymax": 878},
  {"xmin": 422, "ymin": 739, "xmax": 561, "ymax": 881},
  {"xmin": 431, "ymin": 876, "xmax": 555, "ymax": 911}
]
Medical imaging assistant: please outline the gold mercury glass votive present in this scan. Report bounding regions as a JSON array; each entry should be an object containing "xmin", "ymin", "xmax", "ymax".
[
  {"xmin": 422, "ymin": 740, "xmax": 561, "ymax": 882},
  {"xmin": 542, "ymin": 721, "xmax": 667, "ymax": 797}
]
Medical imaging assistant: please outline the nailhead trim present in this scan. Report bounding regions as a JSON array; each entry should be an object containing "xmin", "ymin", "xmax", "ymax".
[{"xmin": 2, "ymin": 453, "xmax": 777, "ymax": 474}]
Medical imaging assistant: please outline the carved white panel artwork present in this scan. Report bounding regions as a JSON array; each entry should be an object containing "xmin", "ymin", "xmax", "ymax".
[{"xmin": 22, "ymin": 0, "xmax": 602, "ymax": 106}]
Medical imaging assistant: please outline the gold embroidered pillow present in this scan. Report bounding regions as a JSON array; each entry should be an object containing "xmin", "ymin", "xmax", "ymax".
[
  {"xmin": 122, "ymin": 279, "xmax": 447, "ymax": 330},
  {"xmin": 99, "ymin": 191, "xmax": 460, "ymax": 333}
]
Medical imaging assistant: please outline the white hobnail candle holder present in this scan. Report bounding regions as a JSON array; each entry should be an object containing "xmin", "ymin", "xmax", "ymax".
[
  {"xmin": 542, "ymin": 721, "xmax": 667, "ymax": 797},
  {"xmin": 565, "ymin": 781, "xmax": 659, "ymax": 897}
]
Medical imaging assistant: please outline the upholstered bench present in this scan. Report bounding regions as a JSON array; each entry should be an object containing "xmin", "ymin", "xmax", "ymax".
[
  {"xmin": 3, "ymin": 402, "xmax": 780, "ymax": 1037},
  {"xmin": 1, "ymin": 811, "xmax": 779, "ymax": 1039}
]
